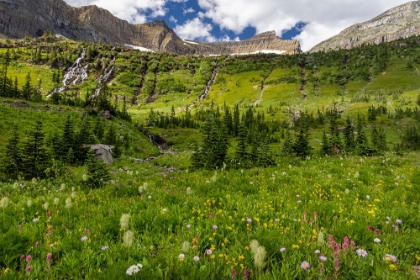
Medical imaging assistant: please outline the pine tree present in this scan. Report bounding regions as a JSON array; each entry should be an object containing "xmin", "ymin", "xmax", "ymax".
[
  {"xmin": 13, "ymin": 77, "xmax": 19, "ymax": 98},
  {"xmin": 1, "ymin": 49, "xmax": 11, "ymax": 97},
  {"xmin": 233, "ymin": 104, "xmax": 240, "ymax": 137},
  {"xmin": 104, "ymin": 125, "xmax": 117, "ymax": 145},
  {"xmin": 84, "ymin": 150, "xmax": 110, "ymax": 189},
  {"xmin": 281, "ymin": 130, "xmax": 294, "ymax": 156},
  {"xmin": 93, "ymin": 119, "xmax": 105, "ymax": 141},
  {"xmin": 60, "ymin": 116, "xmax": 74, "ymax": 161},
  {"xmin": 3, "ymin": 128, "xmax": 22, "ymax": 179},
  {"xmin": 22, "ymin": 72, "xmax": 32, "ymax": 100},
  {"xmin": 355, "ymin": 115, "xmax": 373, "ymax": 156},
  {"xmin": 320, "ymin": 131, "xmax": 331, "ymax": 156},
  {"xmin": 192, "ymin": 113, "xmax": 229, "ymax": 170},
  {"xmin": 235, "ymin": 124, "xmax": 248, "ymax": 165},
  {"xmin": 258, "ymin": 136, "xmax": 275, "ymax": 167},
  {"xmin": 343, "ymin": 117, "xmax": 355, "ymax": 153},
  {"xmin": 21, "ymin": 121, "xmax": 50, "ymax": 179},
  {"xmin": 292, "ymin": 126, "xmax": 312, "ymax": 160}
]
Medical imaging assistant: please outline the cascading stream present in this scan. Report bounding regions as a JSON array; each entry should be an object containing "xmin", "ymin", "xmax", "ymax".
[{"xmin": 49, "ymin": 48, "xmax": 88, "ymax": 96}]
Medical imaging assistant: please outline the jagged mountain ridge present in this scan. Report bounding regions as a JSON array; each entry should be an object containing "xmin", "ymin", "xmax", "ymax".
[
  {"xmin": 0, "ymin": 0, "xmax": 300, "ymax": 55},
  {"xmin": 310, "ymin": 1, "xmax": 420, "ymax": 53}
]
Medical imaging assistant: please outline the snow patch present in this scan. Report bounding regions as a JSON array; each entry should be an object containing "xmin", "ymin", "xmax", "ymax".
[
  {"xmin": 55, "ymin": 34, "xmax": 68, "ymax": 40},
  {"xmin": 184, "ymin": 40, "xmax": 199, "ymax": 45},
  {"xmin": 231, "ymin": 50, "xmax": 286, "ymax": 56},
  {"xmin": 124, "ymin": 44, "xmax": 155, "ymax": 52}
]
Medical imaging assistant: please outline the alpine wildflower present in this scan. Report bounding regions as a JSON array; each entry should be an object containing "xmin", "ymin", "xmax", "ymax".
[
  {"xmin": 65, "ymin": 197, "xmax": 72, "ymax": 208},
  {"xmin": 80, "ymin": 236, "xmax": 88, "ymax": 242},
  {"xmin": 0, "ymin": 197, "xmax": 9, "ymax": 208},
  {"xmin": 301, "ymin": 261, "xmax": 310, "ymax": 270},
  {"xmin": 126, "ymin": 264, "xmax": 142, "ymax": 276},
  {"xmin": 182, "ymin": 241, "xmax": 190, "ymax": 252},
  {"xmin": 279, "ymin": 247, "xmax": 286, "ymax": 253},
  {"xmin": 320, "ymin": 255, "xmax": 327, "ymax": 262},
  {"xmin": 120, "ymin": 213, "xmax": 130, "ymax": 230},
  {"xmin": 123, "ymin": 230, "xmax": 134, "ymax": 247},
  {"xmin": 356, "ymin": 249, "xmax": 368, "ymax": 258},
  {"xmin": 384, "ymin": 254, "xmax": 397, "ymax": 263},
  {"xmin": 254, "ymin": 246, "xmax": 266, "ymax": 268},
  {"xmin": 178, "ymin": 254, "xmax": 185, "ymax": 261}
]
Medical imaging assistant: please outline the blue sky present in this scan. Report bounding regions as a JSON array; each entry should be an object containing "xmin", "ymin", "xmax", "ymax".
[{"xmin": 64, "ymin": 0, "xmax": 409, "ymax": 51}]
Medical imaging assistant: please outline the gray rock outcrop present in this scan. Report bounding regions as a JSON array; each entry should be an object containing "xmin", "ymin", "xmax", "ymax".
[
  {"xmin": 0, "ymin": 0, "xmax": 301, "ymax": 55},
  {"xmin": 310, "ymin": 1, "xmax": 420, "ymax": 52},
  {"xmin": 85, "ymin": 144, "xmax": 114, "ymax": 164}
]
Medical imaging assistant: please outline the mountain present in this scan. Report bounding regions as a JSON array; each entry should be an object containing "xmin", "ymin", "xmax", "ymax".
[
  {"xmin": 310, "ymin": 1, "xmax": 420, "ymax": 53},
  {"xmin": 0, "ymin": 0, "xmax": 300, "ymax": 55}
]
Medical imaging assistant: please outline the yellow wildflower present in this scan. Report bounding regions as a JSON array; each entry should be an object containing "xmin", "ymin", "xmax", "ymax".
[{"xmin": 389, "ymin": 264, "xmax": 397, "ymax": 270}]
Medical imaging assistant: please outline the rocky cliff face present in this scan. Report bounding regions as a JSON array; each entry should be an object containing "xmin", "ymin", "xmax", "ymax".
[
  {"xmin": 310, "ymin": 1, "xmax": 420, "ymax": 53},
  {"xmin": 0, "ymin": 0, "xmax": 300, "ymax": 55}
]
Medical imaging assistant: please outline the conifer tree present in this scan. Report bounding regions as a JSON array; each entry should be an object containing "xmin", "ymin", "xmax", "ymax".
[
  {"xmin": 233, "ymin": 104, "xmax": 240, "ymax": 137},
  {"xmin": 293, "ymin": 126, "xmax": 312, "ymax": 160},
  {"xmin": 355, "ymin": 115, "xmax": 372, "ymax": 156},
  {"xmin": 94, "ymin": 119, "xmax": 105, "ymax": 141},
  {"xmin": 60, "ymin": 116, "xmax": 74, "ymax": 161},
  {"xmin": 21, "ymin": 121, "xmax": 50, "ymax": 179},
  {"xmin": 258, "ymin": 136, "xmax": 275, "ymax": 167},
  {"xmin": 105, "ymin": 125, "xmax": 117, "ymax": 145},
  {"xmin": 1, "ymin": 49, "xmax": 11, "ymax": 97},
  {"xmin": 235, "ymin": 124, "xmax": 248, "ymax": 165},
  {"xmin": 13, "ymin": 77, "xmax": 19, "ymax": 98},
  {"xmin": 4, "ymin": 128, "xmax": 22, "ymax": 179},
  {"xmin": 84, "ymin": 150, "xmax": 110, "ymax": 189},
  {"xmin": 343, "ymin": 117, "xmax": 355, "ymax": 153},
  {"xmin": 22, "ymin": 72, "xmax": 32, "ymax": 100},
  {"xmin": 320, "ymin": 131, "xmax": 331, "ymax": 156},
  {"xmin": 281, "ymin": 130, "xmax": 294, "ymax": 156}
]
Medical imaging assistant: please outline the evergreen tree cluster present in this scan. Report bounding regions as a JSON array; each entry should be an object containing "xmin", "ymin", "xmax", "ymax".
[
  {"xmin": 3, "ymin": 122, "xmax": 50, "ymax": 180},
  {"xmin": 2, "ymin": 116, "xmax": 129, "ymax": 180},
  {"xmin": 191, "ymin": 105, "xmax": 276, "ymax": 170},
  {"xmin": 283, "ymin": 111, "xmax": 388, "ymax": 159}
]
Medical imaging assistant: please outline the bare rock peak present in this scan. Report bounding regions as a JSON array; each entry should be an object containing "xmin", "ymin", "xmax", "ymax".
[
  {"xmin": 0, "ymin": 0, "xmax": 300, "ymax": 55},
  {"xmin": 310, "ymin": 1, "xmax": 420, "ymax": 52}
]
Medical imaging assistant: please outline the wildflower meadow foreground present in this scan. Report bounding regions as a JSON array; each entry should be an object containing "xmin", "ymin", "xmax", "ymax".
[{"xmin": 0, "ymin": 156, "xmax": 419, "ymax": 279}]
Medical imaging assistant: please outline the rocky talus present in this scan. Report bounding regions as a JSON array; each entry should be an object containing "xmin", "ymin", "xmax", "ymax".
[
  {"xmin": 310, "ymin": 1, "xmax": 420, "ymax": 53},
  {"xmin": 0, "ymin": 0, "xmax": 300, "ymax": 55}
]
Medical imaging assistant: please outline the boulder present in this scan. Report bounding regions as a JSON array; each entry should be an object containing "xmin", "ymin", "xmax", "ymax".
[{"xmin": 85, "ymin": 144, "xmax": 114, "ymax": 164}]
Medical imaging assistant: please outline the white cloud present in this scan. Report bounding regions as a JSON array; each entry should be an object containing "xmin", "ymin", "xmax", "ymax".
[
  {"xmin": 183, "ymin": 7, "xmax": 195, "ymax": 14},
  {"xmin": 64, "ymin": 0, "xmax": 410, "ymax": 50},
  {"xmin": 197, "ymin": 0, "xmax": 409, "ymax": 51},
  {"xmin": 293, "ymin": 22, "xmax": 346, "ymax": 52},
  {"xmin": 169, "ymin": 16, "xmax": 177, "ymax": 24},
  {"xmin": 174, "ymin": 18, "xmax": 215, "ymax": 42}
]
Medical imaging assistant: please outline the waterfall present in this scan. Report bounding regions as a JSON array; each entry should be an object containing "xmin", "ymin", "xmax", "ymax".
[
  {"xmin": 199, "ymin": 67, "xmax": 218, "ymax": 102},
  {"xmin": 91, "ymin": 57, "xmax": 116, "ymax": 99},
  {"xmin": 49, "ymin": 48, "xmax": 88, "ymax": 96}
]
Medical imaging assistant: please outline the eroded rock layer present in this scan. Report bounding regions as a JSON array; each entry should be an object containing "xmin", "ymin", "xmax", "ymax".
[
  {"xmin": 310, "ymin": 1, "xmax": 420, "ymax": 53},
  {"xmin": 0, "ymin": 0, "xmax": 300, "ymax": 55}
]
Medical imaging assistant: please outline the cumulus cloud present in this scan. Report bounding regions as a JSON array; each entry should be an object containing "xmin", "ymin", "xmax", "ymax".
[
  {"xmin": 197, "ymin": 0, "xmax": 409, "ymax": 51},
  {"xmin": 169, "ymin": 16, "xmax": 178, "ymax": 24},
  {"xmin": 174, "ymin": 17, "xmax": 215, "ymax": 42},
  {"xmin": 183, "ymin": 7, "xmax": 195, "ymax": 14},
  {"xmin": 64, "ymin": 0, "xmax": 410, "ymax": 50}
]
